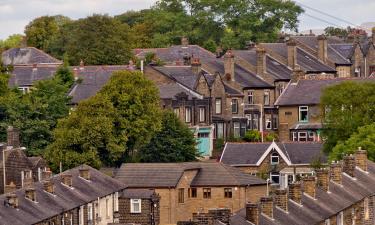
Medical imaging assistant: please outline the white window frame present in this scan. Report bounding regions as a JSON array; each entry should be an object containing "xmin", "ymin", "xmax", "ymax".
[
  {"xmin": 130, "ymin": 199, "xmax": 142, "ymax": 213},
  {"xmin": 299, "ymin": 106, "xmax": 309, "ymax": 122},
  {"xmin": 231, "ymin": 99, "xmax": 238, "ymax": 114},
  {"xmin": 248, "ymin": 90, "xmax": 254, "ymax": 104},
  {"xmin": 216, "ymin": 123, "xmax": 224, "ymax": 139},
  {"xmin": 325, "ymin": 219, "xmax": 330, "ymax": 225},
  {"xmin": 265, "ymin": 119, "xmax": 272, "ymax": 130},
  {"xmin": 79, "ymin": 206, "xmax": 84, "ymax": 225},
  {"xmin": 173, "ymin": 108, "xmax": 180, "ymax": 116},
  {"xmin": 270, "ymin": 172, "xmax": 280, "ymax": 185},
  {"xmin": 364, "ymin": 197, "xmax": 369, "ymax": 220},
  {"xmin": 337, "ymin": 211, "xmax": 343, "ymax": 225},
  {"xmin": 199, "ymin": 107, "xmax": 205, "ymax": 122},
  {"xmin": 114, "ymin": 192, "xmax": 119, "ymax": 212},
  {"xmin": 264, "ymin": 91, "xmax": 270, "ymax": 106},
  {"xmin": 185, "ymin": 107, "xmax": 191, "ymax": 123},
  {"xmin": 271, "ymin": 152, "xmax": 279, "ymax": 165},
  {"xmin": 215, "ymin": 98, "xmax": 222, "ymax": 114},
  {"xmin": 233, "ymin": 122, "xmax": 240, "ymax": 137},
  {"xmin": 106, "ymin": 197, "xmax": 110, "ymax": 218},
  {"xmin": 298, "ymin": 132, "xmax": 307, "ymax": 142},
  {"xmin": 87, "ymin": 203, "xmax": 93, "ymax": 221}
]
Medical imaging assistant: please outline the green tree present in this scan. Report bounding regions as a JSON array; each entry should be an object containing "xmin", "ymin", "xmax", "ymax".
[
  {"xmin": 330, "ymin": 123, "xmax": 375, "ymax": 161},
  {"xmin": 138, "ymin": 111, "xmax": 199, "ymax": 162},
  {"xmin": 243, "ymin": 130, "xmax": 262, "ymax": 142},
  {"xmin": 324, "ymin": 26, "xmax": 350, "ymax": 38},
  {"xmin": 0, "ymin": 34, "xmax": 24, "ymax": 50},
  {"xmin": 321, "ymin": 81, "xmax": 375, "ymax": 154}
]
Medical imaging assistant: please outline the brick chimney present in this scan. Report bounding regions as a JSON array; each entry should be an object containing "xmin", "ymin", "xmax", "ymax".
[
  {"xmin": 288, "ymin": 182, "xmax": 302, "ymax": 204},
  {"xmin": 291, "ymin": 65, "xmax": 305, "ymax": 83},
  {"xmin": 330, "ymin": 162, "xmax": 343, "ymax": 184},
  {"xmin": 343, "ymin": 155, "xmax": 356, "ymax": 177},
  {"xmin": 224, "ymin": 50, "xmax": 235, "ymax": 82},
  {"xmin": 302, "ymin": 176, "xmax": 316, "ymax": 199},
  {"xmin": 316, "ymin": 169, "xmax": 329, "ymax": 192},
  {"xmin": 43, "ymin": 180, "xmax": 55, "ymax": 194},
  {"xmin": 191, "ymin": 58, "xmax": 202, "ymax": 75},
  {"xmin": 41, "ymin": 168, "xmax": 53, "ymax": 181},
  {"xmin": 317, "ymin": 35, "xmax": 328, "ymax": 63},
  {"xmin": 4, "ymin": 181, "xmax": 16, "ymax": 194},
  {"xmin": 274, "ymin": 189, "xmax": 288, "ymax": 212},
  {"xmin": 7, "ymin": 126, "xmax": 20, "ymax": 148},
  {"xmin": 354, "ymin": 147, "xmax": 367, "ymax": 172},
  {"xmin": 286, "ymin": 39, "xmax": 297, "ymax": 69},
  {"xmin": 22, "ymin": 170, "xmax": 33, "ymax": 188},
  {"xmin": 6, "ymin": 193, "xmax": 18, "ymax": 208},
  {"xmin": 260, "ymin": 196, "xmax": 273, "ymax": 219},
  {"xmin": 25, "ymin": 188, "xmax": 36, "ymax": 202},
  {"xmin": 256, "ymin": 47, "xmax": 266, "ymax": 76},
  {"xmin": 61, "ymin": 174, "xmax": 72, "ymax": 187},
  {"xmin": 79, "ymin": 168, "xmax": 91, "ymax": 180},
  {"xmin": 245, "ymin": 203, "xmax": 259, "ymax": 225},
  {"xmin": 181, "ymin": 37, "xmax": 189, "ymax": 46}
]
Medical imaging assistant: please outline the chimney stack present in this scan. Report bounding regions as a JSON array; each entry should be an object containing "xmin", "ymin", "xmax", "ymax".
[
  {"xmin": 302, "ymin": 176, "xmax": 316, "ymax": 199},
  {"xmin": 224, "ymin": 50, "xmax": 235, "ymax": 82},
  {"xmin": 41, "ymin": 168, "xmax": 53, "ymax": 181},
  {"xmin": 5, "ymin": 193, "xmax": 18, "ymax": 208},
  {"xmin": 288, "ymin": 182, "xmax": 302, "ymax": 204},
  {"xmin": 316, "ymin": 169, "xmax": 330, "ymax": 192},
  {"xmin": 274, "ymin": 189, "xmax": 288, "ymax": 212},
  {"xmin": 25, "ymin": 188, "xmax": 36, "ymax": 202},
  {"xmin": 191, "ymin": 58, "xmax": 202, "ymax": 75},
  {"xmin": 245, "ymin": 203, "xmax": 259, "ymax": 225},
  {"xmin": 61, "ymin": 174, "xmax": 72, "ymax": 187},
  {"xmin": 79, "ymin": 168, "xmax": 91, "ymax": 180},
  {"xmin": 256, "ymin": 47, "xmax": 266, "ymax": 76},
  {"xmin": 291, "ymin": 65, "xmax": 305, "ymax": 83},
  {"xmin": 343, "ymin": 155, "xmax": 356, "ymax": 177},
  {"xmin": 286, "ymin": 39, "xmax": 297, "ymax": 69},
  {"xmin": 355, "ymin": 147, "xmax": 367, "ymax": 172},
  {"xmin": 317, "ymin": 35, "xmax": 328, "ymax": 63},
  {"xmin": 181, "ymin": 37, "xmax": 189, "ymax": 47},
  {"xmin": 7, "ymin": 126, "xmax": 20, "ymax": 148},
  {"xmin": 330, "ymin": 162, "xmax": 343, "ymax": 184},
  {"xmin": 43, "ymin": 180, "xmax": 55, "ymax": 194},
  {"xmin": 4, "ymin": 181, "xmax": 16, "ymax": 194},
  {"xmin": 22, "ymin": 170, "xmax": 34, "ymax": 188},
  {"xmin": 260, "ymin": 196, "xmax": 273, "ymax": 219}
]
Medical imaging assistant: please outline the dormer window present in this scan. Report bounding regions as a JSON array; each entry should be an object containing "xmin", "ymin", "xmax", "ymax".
[
  {"xmin": 299, "ymin": 106, "xmax": 308, "ymax": 122},
  {"xmin": 271, "ymin": 152, "xmax": 279, "ymax": 165}
]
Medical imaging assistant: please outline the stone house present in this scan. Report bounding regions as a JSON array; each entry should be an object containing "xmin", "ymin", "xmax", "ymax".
[
  {"xmin": 226, "ymin": 148, "xmax": 375, "ymax": 225},
  {"xmin": 275, "ymin": 77, "xmax": 375, "ymax": 142},
  {"xmin": 114, "ymin": 162, "xmax": 267, "ymax": 225},
  {"xmin": 0, "ymin": 126, "xmax": 47, "ymax": 194},
  {"xmin": 220, "ymin": 141, "xmax": 326, "ymax": 189},
  {"xmin": 0, "ymin": 165, "xmax": 126, "ymax": 225}
]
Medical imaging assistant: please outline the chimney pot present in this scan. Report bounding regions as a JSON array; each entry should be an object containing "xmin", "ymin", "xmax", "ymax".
[
  {"xmin": 79, "ymin": 60, "xmax": 84, "ymax": 69},
  {"xmin": 6, "ymin": 193, "xmax": 18, "ymax": 208},
  {"xmin": 286, "ymin": 39, "xmax": 297, "ymax": 69},
  {"xmin": 181, "ymin": 37, "xmax": 189, "ymax": 46},
  {"xmin": 343, "ymin": 155, "xmax": 356, "ymax": 177},
  {"xmin": 260, "ymin": 196, "xmax": 273, "ymax": 219},
  {"xmin": 316, "ymin": 168, "xmax": 330, "ymax": 192},
  {"xmin": 43, "ymin": 180, "xmax": 55, "ymax": 194},
  {"xmin": 191, "ymin": 58, "xmax": 202, "ymax": 75},
  {"xmin": 288, "ymin": 182, "xmax": 302, "ymax": 204},
  {"xmin": 330, "ymin": 162, "xmax": 343, "ymax": 184},
  {"xmin": 41, "ymin": 168, "xmax": 53, "ymax": 181},
  {"xmin": 7, "ymin": 126, "xmax": 20, "ymax": 148},
  {"xmin": 79, "ymin": 168, "xmax": 90, "ymax": 180},
  {"xmin": 302, "ymin": 176, "xmax": 316, "ymax": 198},
  {"xmin": 61, "ymin": 174, "xmax": 73, "ymax": 187},
  {"xmin": 246, "ymin": 203, "xmax": 259, "ymax": 225},
  {"xmin": 274, "ymin": 189, "xmax": 288, "ymax": 212},
  {"xmin": 355, "ymin": 148, "xmax": 367, "ymax": 171},
  {"xmin": 25, "ymin": 188, "xmax": 36, "ymax": 202}
]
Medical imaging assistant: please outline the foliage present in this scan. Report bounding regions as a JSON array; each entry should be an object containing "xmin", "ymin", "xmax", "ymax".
[
  {"xmin": 310, "ymin": 154, "xmax": 325, "ymax": 169},
  {"xmin": 243, "ymin": 130, "xmax": 262, "ymax": 142},
  {"xmin": 45, "ymin": 70, "xmax": 162, "ymax": 171},
  {"xmin": 215, "ymin": 138, "xmax": 225, "ymax": 152},
  {"xmin": 330, "ymin": 123, "xmax": 375, "ymax": 161},
  {"xmin": 55, "ymin": 64, "xmax": 74, "ymax": 87},
  {"xmin": 321, "ymin": 81, "xmax": 375, "ymax": 154},
  {"xmin": 0, "ymin": 34, "xmax": 24, "ymax": 50},
  {"xmin": 138, "ymin": 111, "xmax": 199, "ymax": 162},
  {"xmin": 324, "ymin": 26, "xmax": 351, "ymax": 38},
  {"xmin": 265, "ymin": 132, "xmax": 278, "ymax": 142}
]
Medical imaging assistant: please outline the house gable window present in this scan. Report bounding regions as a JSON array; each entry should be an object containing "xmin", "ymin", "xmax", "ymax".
[
  {"xmin": 264, "ymin": 91, "xmax": 270, "ymax": 106},
  {"xmin": 271, "ymin": 152, "xmax": 279, "ymax": 165},
  {"xmin": 199, "ymin": 107, "xmax": 205, "ymax": 122},
  {"xmin": 215, "ymin": 98, "xmax": 222, "ymax": 114},
  {"xmin": 130, "ymin": 199, "xmax": 142, "ymax": 213},
  {"xmin": 299, "ymin": 106, "xmax": 308, "ymax": 122},
  {"xmin": 185, "ymin": 107, "xmax": 191, "ymax": 123},
  {"xmin": 203, "ymin": 188, "xmax": 211, "ymax": 199},
  {"xmin": 231, "ymin": 99, "xmax": 238, "ymax": 114},
  {"xmin": 248, "ymin": 90, "xmax": 254, "ymax": 104}
]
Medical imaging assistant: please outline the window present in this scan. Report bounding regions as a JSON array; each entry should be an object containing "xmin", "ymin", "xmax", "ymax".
[
  {"xmin": 271, "ymin": 152, "xmax": 279, "ymax": 165},
  {"xmin": 233, "ymin": 122, "xmax": 240, "ymax": 137},
  {"xmin": 270, "ymin": 172, "xmax": 280, "ymax": 184},
  {"xmin": 198, "ymin": 132, "xmax": 209, "ymax": 138},
  {"xmin": 298, "ymin": 132, "xmax": 307, "ymax": 142},
  {"xmin": 79, "ymin": 206, "xmax": 84, "ymax": 225},
  {"xmin": 364, "ymin": 197, "xmax": 369, "ymax": 220},
  {"xmin": 216, "ymin": 123, "xmax": 224, "ymax": 139},
  {"xmin": 265, "ymin": 119, "xmax": 272, "ymax": 130},
  {"xmin": 114, "ymin": 192, "xmax": 119, "ymax": 212},
  {"xmin": 278, "ymin": 83, "xmax": 285, "ymax": 96},
  {"xmin": 299, "ymin": 106, "xmax": 308, "ymax": 122},
  {"xmin": 325, "ymin": 219, "xmax": 330, "ymax": 225},
  {"xmin": 224, "ymin": 188, "xmax": 232, "ymax": 198},
  {"xmin": 199, "ymin": 107, "xmax": 205, "ymax": 122},
  {"xmin": 188, "ymin": 188, "xmax": 197, "ymax": 198},
  {"xmin": 264, "ymin": 91, "xmax": 270, "ymax": 106},
  {"xmin": 87, "ymin": 203, "xmax": 93, "ymax": 221},
  {"xmin": 215, "ymin": 98, "xmax": 222, "ymax": 114},
  {"xmin": 185, "ymin": 107, "xmax": 191, "ymax": 123},
  {"xmin": 337, "ymin": 211, "xmax": 343, "ymax": 225},
  {"xmin": 173, "ymin": 108, "xmax": 180, "ymax": 117},
  {"xmin": 248, "ymin": 90, "xmax": 254, "ymax": 104},
  {"xmin": 178, "ymin": 188, "xmax": 184, "ymax": 203},
  {"xmin": 106, "ymin": 198, "xmax": 110, "ymax": 218},
  {"xmin": 272, "ymin": 117, "xmax": 278, "ymax": 129},
  {"xmin": 252, "ymin": 114, "xmax": 259, "ymax": 130},
  {"xmin": 203, "ymin": 188, "xmax": 211, "ymax": 199},
  {"xmin": 231, "ymin": 99, "xmax": 238, "ymax": 114},
  {"xmin": 130, "ymin": 199, "xmax": 141, "ymax": 213}
]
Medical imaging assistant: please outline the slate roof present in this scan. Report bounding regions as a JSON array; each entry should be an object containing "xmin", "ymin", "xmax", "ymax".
[
  {"xmin": 261, "ymin": 43, "xmax": 336, "ymax": 73},
  {"xmin": 0, "ymin": 165, "xmax": 125, "ymax": 225},
  {"xmin": 329, "ymin": 44, "xmax": 354, "ymax": 59},
  {"xmin": 68, "ymin": 65, "xmax": 132, "ymax": 104},
  {"xmin": 229, "ymin": 161, "xmax": 375, "ymax": 225},
  {"xmin": 275, "ymin": 77, "xmax": 375, "ymax": 106},
  {"xmin": 2, "ymin": 47, "xmax": 62, "ymax": 66},
  {"xmin": 8, "ymin": 65, "xmax": 58, "ymax": 87},
  {"xmin": 158, "ymin": 83, "xmax": 201, "ymax": 99},
  {"xmin": 152, "ymin": 66, "xmax": 200, "ymax": 90},
  {"xmin": 220, "ymin": 142, "xmax": 325, "ymax": 165},
  {"xmin": 232, "ymin": 50, "xmax": 292, "ymax": 81},
  {"xmin": 121, "ymin": 189, "xmax": 156, "ymax": 199},
  {"xmin": 115, "ymin": 162, "xmax": 266, "ymax": 188}
]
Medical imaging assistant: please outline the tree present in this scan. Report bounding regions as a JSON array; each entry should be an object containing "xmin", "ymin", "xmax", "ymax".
[
  {"xmin": 0, "ymin": 34, "xmax": 24, "ymax": 50},
  {"xmin": 45, "ymin": 70, "xmax": 162, "ymax": 170},
  {"xmin": 321, "ymin": 81, "xmax": 375, "ymax": 154},
  {"xmin": 138, "ymin": 111, "xmax": 199, "ymax": 162},
  {"xmin": 324, "ymin": 26, "xmax": 350, "ymax": 38},
  {"xmin": 330, "ymin": 123, "xmax": 375, "ymax": 161},
  {"xmin": 243, "ymin": 130, "xmax": 262, "ymax": 142}
]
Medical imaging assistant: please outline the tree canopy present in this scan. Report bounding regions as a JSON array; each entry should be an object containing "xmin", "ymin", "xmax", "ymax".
[
  {"xmin": 138, "ymin": 110, "xmax": 199, "ymax": 162},
  {"xmin": 0, "ymin": 34, "xmax": 24, "ymax": 51},
  {"xmin": 321, "ymin": 81, "xmax": 375, "ymax": 155}
]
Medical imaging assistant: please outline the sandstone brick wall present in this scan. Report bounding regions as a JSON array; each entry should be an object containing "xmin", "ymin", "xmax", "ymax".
[{"xmin": 119, "ymin": 197, "xmax": 160, "ymax": 225}]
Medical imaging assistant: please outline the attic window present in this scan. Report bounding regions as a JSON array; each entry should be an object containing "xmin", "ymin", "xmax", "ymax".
[{"xmin": 271, "ymin": 152, "xmax": 279, "ymax": 165}]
